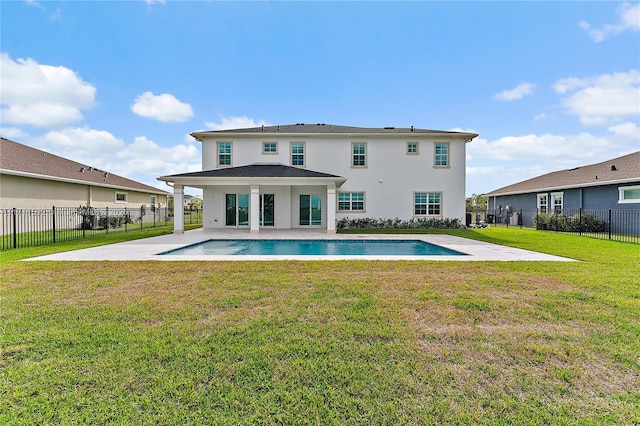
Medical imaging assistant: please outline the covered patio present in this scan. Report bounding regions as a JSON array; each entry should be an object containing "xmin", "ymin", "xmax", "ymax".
[{"xmin": 158, "ymin": 164, "xmax": 346, "ymax": 234}]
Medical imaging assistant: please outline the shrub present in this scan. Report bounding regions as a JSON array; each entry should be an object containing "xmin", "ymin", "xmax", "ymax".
[
  {"xmin": 533, "ymin": 213, "xmax": 605, "ymax": 232},
  {"xmin": 336, "ymin": 217, "xmax": 464, "ymax": 230}
]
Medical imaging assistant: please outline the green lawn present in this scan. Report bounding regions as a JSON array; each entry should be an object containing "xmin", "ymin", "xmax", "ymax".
[{"xmin": 1, "ymin": 228, "xmax": 639, "ymax": 424}]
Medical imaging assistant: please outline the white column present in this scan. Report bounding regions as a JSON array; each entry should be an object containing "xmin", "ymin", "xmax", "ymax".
[
  {"xmin": 173, "ymin": 184, "xmax": 185, "ymax": 234},
  {"xmin": 326, "ymin": 184, "xmax": 336, "ymax": 234},
  {"xmin": 250, "ymin": 185, "xmax": 260, "ymax": 234}
]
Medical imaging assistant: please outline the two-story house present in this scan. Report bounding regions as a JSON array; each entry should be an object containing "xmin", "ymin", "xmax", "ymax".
[{"xmin": 158, "ymin": 123, "xmax": 477, "ymax": 233}]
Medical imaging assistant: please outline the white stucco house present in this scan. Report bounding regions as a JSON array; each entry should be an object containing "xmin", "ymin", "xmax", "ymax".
[{"xmin": 158, "ymin": 123, "xmax": 477, "ymax": 234}]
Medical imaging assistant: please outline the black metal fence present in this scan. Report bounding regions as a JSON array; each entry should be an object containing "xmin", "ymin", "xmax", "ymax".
[
  {"xmin": 0, "ymin": 206, "xmax": 202, "ymax": 251},
  {"xmin": 467, "ymin": 208, "xmax": 639, "ymax": 244}
]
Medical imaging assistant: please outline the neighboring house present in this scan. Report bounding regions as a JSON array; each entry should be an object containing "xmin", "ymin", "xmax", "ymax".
[
  {"xmin": 158, "ymin": 123, "xmax": 477, "ymax": 233},
  {"xmin": 484, "ymin": 151, "xmax": 640, "ymax": 227},
  {"xmin": 0, "ymin": 138, "xmax": 170, "ymax": 210}
]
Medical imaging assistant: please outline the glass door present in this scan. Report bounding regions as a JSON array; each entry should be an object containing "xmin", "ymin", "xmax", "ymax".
[
  {"xmin": 260, "ymin": 194, "xmax": 274, "ymax": 226},
  {"xmin": 299, "ymin": 194, "xmax": 322, "ymax": 226},
  {"xmin": 225, "ymin": 194, "xmax": 249, "ymax": 226}
]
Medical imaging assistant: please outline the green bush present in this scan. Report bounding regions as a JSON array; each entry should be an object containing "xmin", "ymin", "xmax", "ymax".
[
  {"xmin": 336, "ymin": 216, "xmax": 464, "ymax": 230},
  {"xmin": 533, "ymin": 213, "xmax": 605, "ymax": 232}
]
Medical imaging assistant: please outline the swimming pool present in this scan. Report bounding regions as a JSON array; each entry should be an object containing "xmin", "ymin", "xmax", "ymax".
[{"xmin": 159, "ymin": 239, "xmax": 466, "ymax": 256}]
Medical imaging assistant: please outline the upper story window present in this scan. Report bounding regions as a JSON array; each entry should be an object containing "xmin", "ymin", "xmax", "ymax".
[
  {"xmin": 551, "ymin": 192, "xmax": 563, "ymax": 213},
  {"xmin": 434, "ymin": 143, "xmax": 449, "ymax": 167},
  {"xmin": 338, "ymin": 192, "xmax": 365, "ymax": 211},
  {"xmin": 115, "ymin": 192, "xmax": 127, "ymax": 203},
  {"xmin": 263, "ymin": 142, "xmax": 278, "ymax": 154},
  {"xmin": 619, "ymin": 185, "xmax": 640, "ymax": 204},
  {"xmin": 351, "ymin": 143, "xmax": 367, "ymax": 167},
  {"xmin": 406, "ymin": 142, "xmax": 418, "ymax": 155},
  {"xmin": 414, "ymin": 192, "xmax": 441, "ymax": 216},
  {"xmin": 291, "ymin": 142, "xmax": 305, "ymax": 166},
  {"xmin": 537, "ymin": 193, "xmax": 548, "ymax": 214},
  {"xmin": 217, "ymin": 142, "xmax": 232, "ymax": 166}
]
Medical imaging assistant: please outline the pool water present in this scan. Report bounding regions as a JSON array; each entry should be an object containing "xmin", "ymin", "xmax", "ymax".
[{"xmin": 159, "ymin": 239, "xmax": 466, "ymax": 256}]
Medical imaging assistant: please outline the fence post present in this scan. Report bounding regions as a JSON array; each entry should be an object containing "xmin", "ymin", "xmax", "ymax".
[
  {"xmin": 608, "ymin": 209, "xmax": 612, "ymax": 240},
  {"xmin": 12, "ymin": 208, "xmax": 17, "ymax": 249},
  {"xmin": 106, "ymin": 207, "xmax": 109, "ymax": 234},
  {"xmin": 52, "ymin": 206, "xmax": 56, "ymax": 243},
  {"xmin": 579, "ymin": 208, "xmax": 582, "ymax": 236}
]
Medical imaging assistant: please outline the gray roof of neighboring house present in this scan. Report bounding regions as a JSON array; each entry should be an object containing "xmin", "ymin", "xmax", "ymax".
[
  {"xmin": 191, "ymin": 123, "xmax": 478, "ymax": 139},
  {"xmin": 485, "ymin": 151, "xmax": 640, "ymax": 196},
  {"xmin": 161, "ymin": 163, "xmax": 343, "ymax": 179},
  {"xmin": 0, "ymin": 138, "xmax": 170, "ymax": 195}
]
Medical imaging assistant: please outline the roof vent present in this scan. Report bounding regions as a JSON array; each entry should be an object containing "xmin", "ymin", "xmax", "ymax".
[
  {"xmin": 411, "ymin": 126, "xmax": 415, "ymax": 132},
  {"xmin": 384, "ymin": 126, "xmax": 395, "ymax": 130},
  {"xmin": 261, "ymin": 124, "xmax": 264, "ymax": 131},
  {"xmin": 80, "ymin": 167, "xmax": 85, "ymax": 172},
  {"xmin": 611, "ymin": 165, "xmax": 617, "ymax": 171}
]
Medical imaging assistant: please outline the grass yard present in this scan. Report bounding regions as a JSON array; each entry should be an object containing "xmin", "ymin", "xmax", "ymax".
[{"xmin": 1, "ymin": 228, "xmax": 639, "ymax": 424}]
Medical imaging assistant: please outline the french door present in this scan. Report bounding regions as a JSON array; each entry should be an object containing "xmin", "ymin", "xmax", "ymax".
[{"xmin": 299, "ymin": 194, "xmax": 322, "ymax": 226}]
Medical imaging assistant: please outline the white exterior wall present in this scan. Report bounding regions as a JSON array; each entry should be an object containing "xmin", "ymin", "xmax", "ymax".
[{"xmin": 199, "ymin": 134, "xmax": 468, "ymax": 226}]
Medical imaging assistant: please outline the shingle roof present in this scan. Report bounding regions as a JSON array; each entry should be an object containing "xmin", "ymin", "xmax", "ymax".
[
  {"xmin": 0, "ymin": 138, "xmax": 170, "ymax": 194},
  {"xmin": 161, "ymin": 163, "xmax": 343, "ymax": 179},
  {"xmin": 192, "ymin": 123, "xmax": 478, "ymax": 139},
  {"xmin": 485, "ymin": 151, "xmax": 640, "ymax": 196}
]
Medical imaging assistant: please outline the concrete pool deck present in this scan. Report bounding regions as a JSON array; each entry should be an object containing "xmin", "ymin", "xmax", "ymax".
[{"xmin": 25, "ymin": 228, "xmax": 575, "ymax": 262}]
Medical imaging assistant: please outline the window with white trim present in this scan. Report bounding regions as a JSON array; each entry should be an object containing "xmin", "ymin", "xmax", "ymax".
[
  {"xmin": 414, "ymin": 192, "xmax": 441, "ymax": 216},
  {"xmin": 337, "ymin": 192, "xmax": 365, "ymax": 211},
  {"xmin": 150, "ymin": 195, "xmax": 157, "ymax": 206},
  {"xmin": 619, "ymin": 185, "xmax": 640, "ymax": 204},
  {"xmin": 551, "ymin": 192, "xmax": 563, "ymax": 213},
  {"xmin": 434, "ymin": 143, "xmax": 449, "ymax": 167},
  {"xmin": 263, "ymin": 142, "xmax": 278, "ymax": 154},
  {"xmin": 537, "ymin": 193, "xmax": 548, "ymax": 213},
  {"xmin": 351, "ymin": 143, "xmax": 367, "ymax": 167},
  {"xmin": 115, "ymin": 192, "xmax": 127, "ymax": 203},
  {"xmin": 217, "ymin": 142, "xmax": 232, "ymax": 166},
  {"xmin": 291, "ymin": 142, "xmax": 305, "ymax": 166},
  {"xmin": 406, "ymin": 142, "xmax": 418, "ymax": 154}
]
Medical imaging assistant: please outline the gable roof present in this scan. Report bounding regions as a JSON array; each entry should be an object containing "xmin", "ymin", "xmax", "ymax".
[
  {"xmin": 192, "ymin": 123, "xmax": 478, "ymax": 140},
  {"xmin": 0, "ymin": 138, "xmax": 170, "ymax": 195},
  {"xmin": 485, "ymin": 151, "xmax": 640, "ymax": 196}
]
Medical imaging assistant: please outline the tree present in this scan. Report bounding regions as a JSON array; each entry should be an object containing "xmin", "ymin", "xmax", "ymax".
[{"xmin": 465, "ymin": 193, "xmax": 487, "ymax": 211}]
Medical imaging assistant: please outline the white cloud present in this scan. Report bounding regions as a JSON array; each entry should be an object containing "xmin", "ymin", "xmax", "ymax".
[
  {"xmin": 0, "ymin": 53, "xmax": 96, "ymax": 128},
  {"xmin": 27, "ymin": 127, "xmax": 201, "ymax": 190},
  {"xmin": 493, "ymin": 83, "xmax": 535, "ymax": 101},
  {"xmin": 534, "ymin": 113, "xmax": 547, "ymax": 121},
  {"xmin": 579, "ymin": 2, "xmax": 640, "ymax": 42},
  {"xmin": 205, "ymin": 116, "xmax": 270, "ymax": 130},
  {"xmin": 0, "ymin": 127, "xmax": 30, "ymax": 140},
  {"xmin": 608, "ymin": 121, "xmax": 640, "ymax": 138},
  {"xmin": 553, "ymin": 70, "xmax": 640, "ymax": 125},
  {"xmin": 131, "ymin": 92, "xmax": 193, "ymax": 123},
  {"xmin": 145, "ymin": 0, "xmax": 166, "ymax": 5}
]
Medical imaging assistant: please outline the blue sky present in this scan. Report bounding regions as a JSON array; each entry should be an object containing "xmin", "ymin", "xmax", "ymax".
[{"xmin": 2, "ymin": 1, "xmax": 639, "ymax": 197}]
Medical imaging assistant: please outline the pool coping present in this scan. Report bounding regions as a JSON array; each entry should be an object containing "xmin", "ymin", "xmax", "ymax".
[{"xmin": 24, "ymin": 228, "xmax": 576, "ymax": 262}]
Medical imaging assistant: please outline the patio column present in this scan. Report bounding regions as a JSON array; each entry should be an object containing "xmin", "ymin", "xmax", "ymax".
[
  {"xmin": 173, "ymin": 184, "xmax": 184, "ymax": 234},
  {"xmin": 326, "ymin": 184, "xmax": 336, "ymax": 234},
  {"xmin": 250, "ymin": 185, "xmax": 260, "ymax": 234}
]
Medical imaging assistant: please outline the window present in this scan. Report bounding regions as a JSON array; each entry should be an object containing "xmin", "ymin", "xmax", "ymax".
[
  {"xmin": 551, "ymin": 192, "xmax": 563, "ymax": 213},
  {"xmin": 619, "ymin": 185, "xmax": 640, "ymax": 204},
  {"xmin": 352, "ymin": 143, "xmax": 367, "ymax": 167},
  {"xmin": 291, "ymin": 142, "xmax": 305, "ymax": 166},
  {"xmin": 150, "ymin": 195, "xmax": 156, "ymax": 206},
  {"xmin": 537, "ymin": 193, "xmax": 548, "ymax": 213},
  {"xmin": 260, "ymin": 194, "xmax": 275, "ymax": 226},
  {"xmin": 434, "ymin": 143, "xmax": 449, "ymax": 167},
  {"xmin": 406, "ymin": 142, "xmax": 418, "ymax": 154},
  {"xmin": 414, "ymin": 192, "xmax": 441, "ymax": 216},
  {"xmin": 263, "ymin": 142, "xmax": 278, "ymax": 154},
  {"xmin": 217, "ymin": 142, "xmax": 232, "ymax": 166},
  {"xmin": 115, "ymin": 192, "xmax": 127, "ymax": 203},
  {"xmin": 225, "ymin": 194, "xmax": 249, "ymax": 226},
  {"xmin": 337, "ymin": 192, "xmax": 365, "ymax": 211}
]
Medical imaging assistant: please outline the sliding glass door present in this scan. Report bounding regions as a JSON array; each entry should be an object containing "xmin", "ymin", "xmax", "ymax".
[
  {"xmin": 299, "ymin": 194, "xmax": 322, "ymax": 226},
  {"xmin": 225, "ymin": 194, "xmax": 249, "ymax": 226},
  {"xmin": 260, "ymin": 194, "xmax": 274, "ymax": 227}
]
